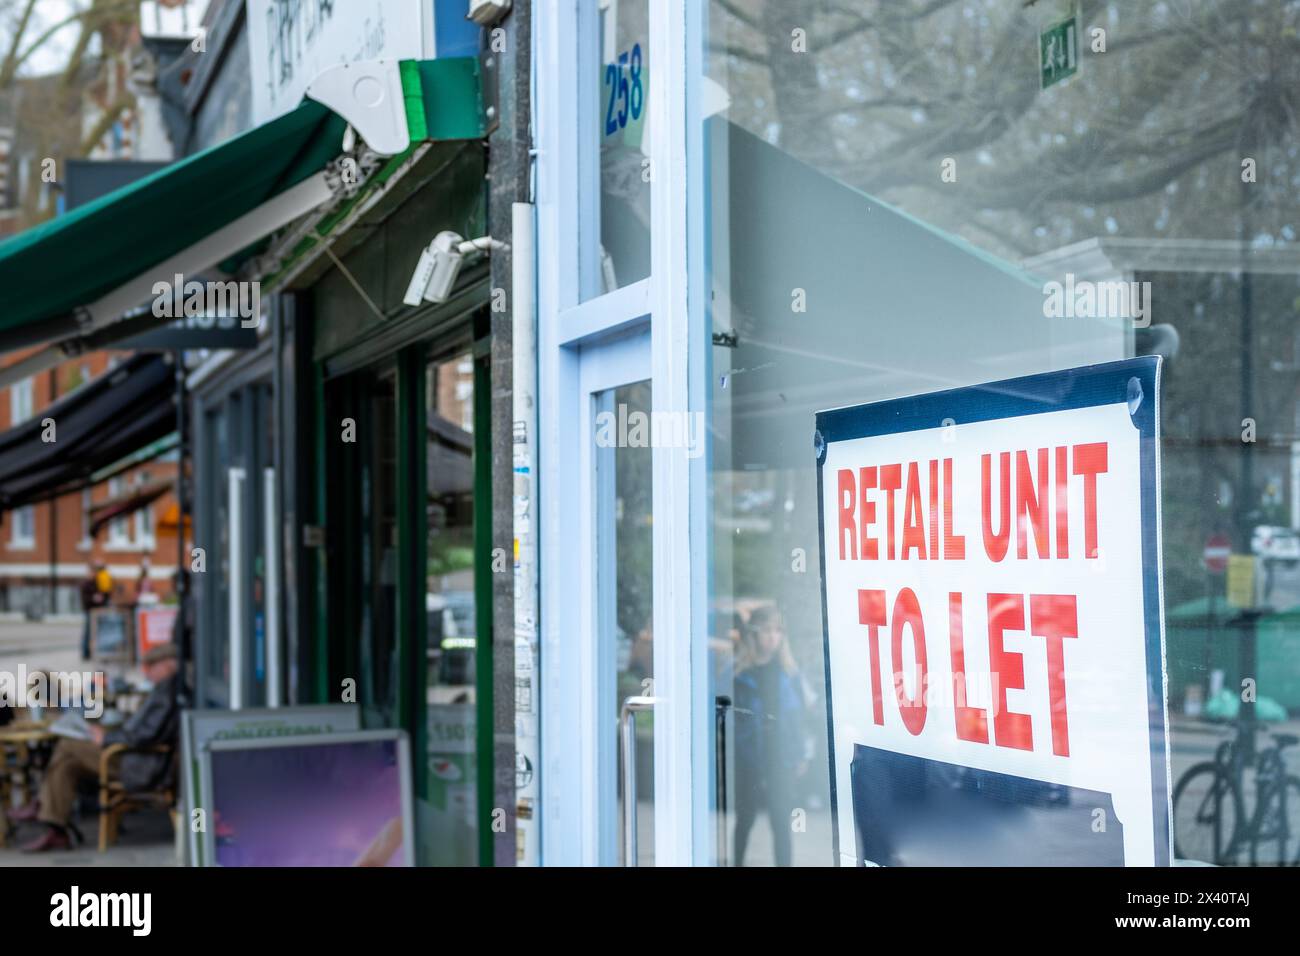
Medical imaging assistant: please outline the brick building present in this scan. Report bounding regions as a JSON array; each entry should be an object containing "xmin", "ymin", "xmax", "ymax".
[{"xmin": 0, "ymin": 347, "xmax": 178, "ymax": 620}]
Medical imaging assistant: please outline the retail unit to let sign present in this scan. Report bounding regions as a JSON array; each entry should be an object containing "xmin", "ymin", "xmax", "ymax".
[{"xmin": 815, "ymin": 358, "xmax": 1170, "ymax": 866}]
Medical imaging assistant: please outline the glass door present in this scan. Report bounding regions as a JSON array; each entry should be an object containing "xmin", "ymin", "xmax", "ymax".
[
  {"xmin": 578, "ymin": 332, "xmax": 654, "ymax": 865},
  {"xmin": 537, "ymin": 0, "xmax": 693, "ymax": 866},
  {"xmin": 594, "ymin": 379, "xmax": 654, "ymax": 864}
]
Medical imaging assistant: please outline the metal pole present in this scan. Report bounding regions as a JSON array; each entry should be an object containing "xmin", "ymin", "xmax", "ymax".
[
  {"xmin": 174, "ymin": 349, "xmax": 190, "ymax": 707},
  {"xmin": 619, "ymin": 695, "xmax": 655, "ymax": 866},
  {"xmin": 715, "ymin": 695, "xmax": 731, "ymax": 866},
  {"xmin": 48, "ymin": 367, "xmax": 57, "ymax": 617},
  {"xmin": 1235, "ymin": 6, "xmax": 1257, "ymax": 760}
]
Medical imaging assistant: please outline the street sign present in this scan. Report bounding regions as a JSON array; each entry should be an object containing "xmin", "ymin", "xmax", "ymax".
[
  {"xmin": 1039, "ymin": 15, "xmax": 1079, "ymax": 90},
  {"xmin": 1226, "ymin": 554, "xmax": 1256, "ymax": 609},
  {"xmin": 1204, "ymin": 533, "xmax": 1231, "ymax": 574},
  {"xmin": 816, "ymin": 358, "xmax": 1170, "ymax": 866}
]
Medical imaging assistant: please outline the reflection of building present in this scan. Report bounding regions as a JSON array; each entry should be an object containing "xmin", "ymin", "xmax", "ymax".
[
  {"xmin": 0, "ymin": 0, "xmax": 512, "ymax": 870},
  {"xmin": 8, "ymin": 0, "xmax": 1295, "ymax": 873},
  {"xmin": 0, "ymin": 349, "xmax": 178, "ymax": 618},
  {"xmin": 1027, "ymin": 237, "xmax": 1300, "ymax": 599}
]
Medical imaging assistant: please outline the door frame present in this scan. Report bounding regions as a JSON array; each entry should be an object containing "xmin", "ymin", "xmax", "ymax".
[
  {"xmin": 535, "ymin": 0, "xmax": 699, "ymax": 865},
  {"xmin": 578, "ymin": 329, "xmax": 651, "ymax": 865}
]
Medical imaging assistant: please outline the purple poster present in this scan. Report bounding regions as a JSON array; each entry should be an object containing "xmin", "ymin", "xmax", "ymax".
[{"xmin": 209, "ymin": 735, "xmax": 411, "ymax": 866}]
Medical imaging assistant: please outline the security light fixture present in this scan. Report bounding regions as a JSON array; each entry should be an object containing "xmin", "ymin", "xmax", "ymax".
[
  {"xmin": 468, "ymin": 0, "xmax": 512, "ymax": 26},
  {"xmin": 403, "ymin": 231, "xmax": 506, "ymax": 307}
]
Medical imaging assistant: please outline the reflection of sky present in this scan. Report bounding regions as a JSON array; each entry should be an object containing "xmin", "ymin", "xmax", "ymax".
[
  {"xmin": 212, "ymin": 740, "xmax": 404, "ymax": 867},
  {"xmin": 17, "ymin": 1, "xmax": 76, "ymax": 76}
]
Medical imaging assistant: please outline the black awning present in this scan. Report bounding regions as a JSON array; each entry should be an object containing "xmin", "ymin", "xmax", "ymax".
[{"xmin": 0, "ymin": 354, "xmax": 175, "ymax": 510}]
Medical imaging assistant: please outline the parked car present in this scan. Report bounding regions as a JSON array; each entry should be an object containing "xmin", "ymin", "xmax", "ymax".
[{"xmin": 1252, "ymin": 525, "xmax": 1300, "ymax": 563}]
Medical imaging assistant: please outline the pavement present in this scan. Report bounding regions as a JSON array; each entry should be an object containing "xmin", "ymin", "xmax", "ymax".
[
  {"xmin": 3, "ymin": 622, "xmax": 1296, "ymax": 867},
  {"xmin": 0, "ymin": 621, "xmax": 177, "ymax": 867}
]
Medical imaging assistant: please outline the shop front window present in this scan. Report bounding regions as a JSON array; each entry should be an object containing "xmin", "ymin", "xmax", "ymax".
[
  {"xmin": 361, "ymin": 369, "xmax": 399, "ymax": 727},
  {"xmin": 587, "ymin": 0, "xmax": 652, "ymax": 298},
  {"xmin": 701, "ymin": 0, "xmax": 1300, "ymax": 866},
  {"xmin": 424, "ymin": 351, "xmax": 479, "ymax": 865},
  {"xmin": 205, "ymin": 406, "xmax": 230, "ymax": 704}
]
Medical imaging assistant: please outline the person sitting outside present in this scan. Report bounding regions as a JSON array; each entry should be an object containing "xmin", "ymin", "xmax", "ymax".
[{"xmin": 13, "ymin": 643, "xmax": 181, "ymax": 852}]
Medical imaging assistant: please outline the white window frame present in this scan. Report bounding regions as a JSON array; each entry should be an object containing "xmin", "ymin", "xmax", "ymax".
[
  {"xmin": 78, "ymin": 488, "xmax": 93, "ymax": 550},
  {"xmin": 134, "ymin": 498, "xmax": 156, "ymax": 550},
  {"xmin": 535, "ymin": 0, "xmax": 701, "ymax": 865},
  {"xmin": 9, "ymin": 377, "xmax": 33, "ymax": 425},
  {"xmin": 9, "ymin": 504, "xmax": 35, "ymax": 550},
  {"xmin": 106, "ymin": 477, "xmax": 134, "ymax": 549}
]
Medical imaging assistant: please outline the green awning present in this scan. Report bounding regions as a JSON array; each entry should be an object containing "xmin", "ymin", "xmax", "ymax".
[{"xmin": 0, "ymin": 57, "xmax": 484, "ymax": 351}]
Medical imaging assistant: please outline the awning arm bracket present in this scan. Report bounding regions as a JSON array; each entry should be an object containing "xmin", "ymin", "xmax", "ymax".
[{"xmin": 305, "ymin": 59, "xmax": 410, "ymax": 157}]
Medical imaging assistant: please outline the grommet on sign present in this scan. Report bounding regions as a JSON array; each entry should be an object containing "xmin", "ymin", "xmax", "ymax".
[{"xmin": 1127, "ymin": 376, "xmax": 1144, "ymax": 417}]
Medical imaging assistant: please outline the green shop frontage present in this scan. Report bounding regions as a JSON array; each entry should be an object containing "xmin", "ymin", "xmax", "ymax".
[
  {"xmin": 188, "ymin": 68, "xmax": 501, "ymax": 867},
  {"xmin": 0, "ymin": 51, "xmax": 508, "ymax": 866}
]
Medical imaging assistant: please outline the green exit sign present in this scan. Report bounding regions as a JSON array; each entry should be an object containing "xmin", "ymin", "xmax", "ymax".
[{"xmin": 1039, "ymin": 15, "xmax": 1078, "ymax": 89}]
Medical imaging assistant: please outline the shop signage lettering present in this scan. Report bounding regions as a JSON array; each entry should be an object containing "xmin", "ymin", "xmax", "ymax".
[
  {"xmin": 816, "ymin": 358, "xmax": 1170, "ymax": 866},
  {"xmin": 247, "ymin": 0, "xmax": 422, "ymax": 124}
]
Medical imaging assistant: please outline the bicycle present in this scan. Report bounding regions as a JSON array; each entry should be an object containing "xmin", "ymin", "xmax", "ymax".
[{"xmin": 1173, "ymin": 723, "xmax": 1300, "ymax": 866}]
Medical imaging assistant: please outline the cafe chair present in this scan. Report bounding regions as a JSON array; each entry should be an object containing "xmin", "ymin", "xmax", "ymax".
[{"xmin": 97, "ymin": 743, "xmax": 176, "ymax": 853}]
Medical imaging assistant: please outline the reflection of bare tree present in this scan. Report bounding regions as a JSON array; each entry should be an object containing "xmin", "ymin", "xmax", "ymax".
[
  {"xmin": 0, "ymin": 0, "xmax": 145, "ymax": 224},
  {"xmin": 709, "ymin": 0, "xmax": 1300, "ymax": 256}
]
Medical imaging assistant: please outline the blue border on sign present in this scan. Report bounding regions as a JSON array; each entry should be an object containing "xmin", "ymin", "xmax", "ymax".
[{"xmin": 813, "ymin": 356, "xmax": 1170, "ymax": 866}]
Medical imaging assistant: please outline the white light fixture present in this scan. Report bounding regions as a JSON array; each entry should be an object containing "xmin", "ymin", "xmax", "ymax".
[{"xmin": 468, "ymin": 0, "xmax": 512, "ymax": 26}]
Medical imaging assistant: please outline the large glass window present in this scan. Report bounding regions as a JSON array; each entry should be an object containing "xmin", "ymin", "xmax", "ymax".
[
  {"xmin": 361, "ymin": 369, "xmax": 399, "ymax": 726},
  {"xmin": 9, "ymin": 377, "xmax": 32, "ymax": 425},
  {"xmin": 587, "ymin": 0, "xmax": 652, "ymax": 298},
  {"xmin": 702, "ymin": 0, "xmax": 1300, "ymax": 867},
  {"xmin": 597, "ymin": 380, "xmax": 655, "ymax": 864},
  {"xmin": 204, "ymin": 405, "xmax": 230, "ymax": 704},
  {"xmin": 424, "ymin": 351, "xmax": 479, "ymax": 866},
  {"xmin": 8, "ymin": 505, "xmax": 35, "ymax": 549}
]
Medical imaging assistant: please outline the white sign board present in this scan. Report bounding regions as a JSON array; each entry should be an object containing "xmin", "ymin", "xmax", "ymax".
[
  {"xmin": 246, "ymin": 0, "xmax": 425, "ymax": 124},
  {"xmin": 181, "ymin": 704, "xmax": 361, "ymax": 865},
  {"xmin": 815, "ymin": 358, "xmax": 1170, "ymax": 866}
]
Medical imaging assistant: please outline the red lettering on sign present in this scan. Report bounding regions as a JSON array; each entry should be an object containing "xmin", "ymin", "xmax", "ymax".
[
  {"xmin": 1072, "ymin": 442, "xmax": 1108, "ymax": 559},
  {"xmin": 948, "ymin": 592, "xmax": 988, "ymax": 744},
  {"xmin": 859, "ymin": 466, "xmax": 879, "ymax": 560},
  {"xmin": 834, "ymin": 444, "xmax": 1106, "ymax": 563},
  {"xmin": 838, "ymin": 469, "xmax": 856, "ymax": 561},
  {"xmin": 1030, "ymin": 594, "xmax": 1079, "ymax": 757},
  {"xmin": 848, "ymin": 587, "xmax": 1080, "ymax": 756},
  {"xmin": 858, "ymin": 589, "xmax": 887, "ymax": 725},
  {"xmin": 987, "ymin": 593, "xmax": 1033, "ymax": 751},
  {"xmin": 943, "ymin": 458, "xmax": 966, "ymax": 559},
  {"xmin": 891, "ymin": 588, "xmax": 928, "ymax": 735},
  {"xmin": 880, "ymin": 464, "xmax": 902, "ymax": 560},
  {"xmin": 1016, "ymin": 448, "xmax": 1050, "ymax": 559},
  {"xmin": 928, "ymin": 459, "xmax": 940, "ymax": 561},
  {"xmin": 901, "ymin": 462, "xmax": 927, "ymax": 561},
  {"xmin": 1054, "ymin": 445, "xmax": 1070, "ymax": 559},
  {"xmin": 982, "ymin": 452, "xmax": 1012, "ymax": 562}
]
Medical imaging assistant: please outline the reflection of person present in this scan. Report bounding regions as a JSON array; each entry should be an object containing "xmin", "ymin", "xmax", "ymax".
[
  {"xmin": 733, "ymin": 605, "xmax": 811, "ymax": 867},
  {"xmin": 628, "ymin": 619, "xmax": 654, "ymax": 682},
  {"xmin": 353, "ymin": 816, "xmax": 404, "ymax": 866},
  {"xmin": 79, "ymin": 562, "xmax": 111, "ymax": 659},
  {"xmin": 15, "ymin": 644, "xmax": 180, "ymax": 853},
  {"xmin": 136, "ymin": 556, "xmax": 154, "ymax": 601}
]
